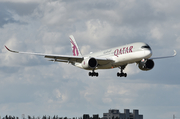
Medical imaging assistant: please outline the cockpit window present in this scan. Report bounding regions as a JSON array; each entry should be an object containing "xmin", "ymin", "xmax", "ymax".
[{"xmin": 141, "ymin": 45, "xmax": 151, "ymax": 49}]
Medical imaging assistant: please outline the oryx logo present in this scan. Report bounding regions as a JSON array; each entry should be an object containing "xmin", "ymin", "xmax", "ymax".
[{"xmin": 70, "ymin": 38, "xmax": 79, "ymax": 56}]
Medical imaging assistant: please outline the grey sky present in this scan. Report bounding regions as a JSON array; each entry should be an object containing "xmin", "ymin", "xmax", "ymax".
[{"xmin": 0, "ymin": 0, "xmax": 180, "ymax": 119}]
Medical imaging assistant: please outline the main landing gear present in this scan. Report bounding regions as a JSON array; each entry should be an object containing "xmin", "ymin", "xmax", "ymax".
[
  {"xmin": 88, "ymin": 66, "xmax": 127, "ymax": 77},
  {"xmin": 117, "ymin": 65, "xmax": 127, "ymax": 77},
  {"xmin": 89, "ymin": 69, "xmax": 99, "ymax": 77}
]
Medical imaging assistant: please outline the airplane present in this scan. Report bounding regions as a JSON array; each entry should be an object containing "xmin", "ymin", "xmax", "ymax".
[{"xmin": 5, "ymin": 35, "xmax": 177, "ymax": 77}]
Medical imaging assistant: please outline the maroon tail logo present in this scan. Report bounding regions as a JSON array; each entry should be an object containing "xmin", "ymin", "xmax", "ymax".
[{"xmin": 70, "ymin": 38, "xmax": 79, "ymax": 56}]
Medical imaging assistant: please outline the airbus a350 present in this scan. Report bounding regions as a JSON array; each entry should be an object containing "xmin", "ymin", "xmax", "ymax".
[{"xmin": 5, "ymin": 35, "xmax": 176, "ymax": 77}]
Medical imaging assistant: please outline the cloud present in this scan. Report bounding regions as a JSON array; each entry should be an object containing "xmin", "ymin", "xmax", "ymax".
[
  {"xmin": 150, "ymin": 27, "xmax": 163, "ymax": 40},
  {"xmin": 0, "ymin": 0, "xmax": 180, "ymax": 119},
  {"xmin": 0, "ymin": 0, "xmax": 41, "ymax": 3},
  {"xmin": 0, "ymin": 2, "xmax": 39, "ymax": 16},
  {"xmin": 0, "ymin": 7, "xmax": 19, "ymax": 27}
]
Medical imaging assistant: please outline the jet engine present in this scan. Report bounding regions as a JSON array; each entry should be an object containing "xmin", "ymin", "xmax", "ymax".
[
  {"xmin": 82, "ymin": 57, "xmax": 98, "ymax": 69},
  {"xmin": 138, "ymin": 59, "xmax": 154, "ymax": 71}
]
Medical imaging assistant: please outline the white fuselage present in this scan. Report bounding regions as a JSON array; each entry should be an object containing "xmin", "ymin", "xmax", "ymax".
[
  {"xmin": 74, "ymin": 42, "xmax": 152, "ymax": 70},
  {"xmin": 5, "ymin": 34, "xmax": 176, "ymax": 77}
]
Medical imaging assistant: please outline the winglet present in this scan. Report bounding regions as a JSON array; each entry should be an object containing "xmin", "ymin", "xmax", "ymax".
[
  {"xmin": 174, "ymin": 50, "xmax": 177, "ymax": 56},
  {"xmin": 5, "ymin": 45, "xmax": 19, "ymax": 53},
  {"xmin": 5, "ymin": 45, "xmax": 10, "ymax": 51}
]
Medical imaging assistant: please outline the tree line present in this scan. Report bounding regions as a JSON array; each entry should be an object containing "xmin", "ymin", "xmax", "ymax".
[{"xmin": 0, "ymin": 115, "xmax": 83, "ymax": 119}]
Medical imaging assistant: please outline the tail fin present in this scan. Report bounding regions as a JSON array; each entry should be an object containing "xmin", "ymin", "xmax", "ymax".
[{"xmin": 69, "ymin": 35, "xmax": 82, "ymax": 56}]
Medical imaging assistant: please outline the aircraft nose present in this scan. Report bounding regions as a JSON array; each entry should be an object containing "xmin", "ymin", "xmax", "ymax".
[{"xmin": 144, "ymin": 50, "xmax": 152, "ymax": 58}]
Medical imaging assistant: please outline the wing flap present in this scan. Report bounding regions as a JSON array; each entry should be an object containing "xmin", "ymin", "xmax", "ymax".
[{"xmin": 44, "ymin": 55, "xmax": 83, "ymax": 63}]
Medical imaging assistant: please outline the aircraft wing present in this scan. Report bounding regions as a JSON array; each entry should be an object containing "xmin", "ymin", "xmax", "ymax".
[
  {"xmin": 45, "ymin": 55, "xmax": 84, "ymax": 63},
  {"xmin": 5, "ymin": 46, "xmax": 114, "ymax": 64},
  {"xmin": 150, "ymin": 50, "xmax": 177, "ymax": 60},
  {"xmin": 5, "ymin": 46, "xmax": 84, "ymax": 63}
]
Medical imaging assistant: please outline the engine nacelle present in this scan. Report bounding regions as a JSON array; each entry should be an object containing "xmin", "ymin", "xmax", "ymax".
[
  {"xmin": 138, "ymin": 59, "xmax": 154, "ymax": 71},
  {"xmin": 82, "ymin": 57, "xmax": 98, "ymax": 69}
]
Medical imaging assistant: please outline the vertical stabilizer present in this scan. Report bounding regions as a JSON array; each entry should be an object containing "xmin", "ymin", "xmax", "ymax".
[{"xmin": 69, "ymin": 35, "xmax": 82, "ymax": 56}]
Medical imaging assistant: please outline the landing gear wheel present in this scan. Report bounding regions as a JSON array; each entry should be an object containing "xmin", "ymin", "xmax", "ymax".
[
  {"xmin": 89, "ymin": 72, "xmax": 91, "ymax": 76},
  {"xmin": 124, "ymin": 73, "xmax": 127, "ymax": 77},
  {"xmin": 89, "ymin": 71, "xmax": 99, "ymax": 77},
  {"xmin": 120, "ymin": 73, "xmax": 123, "ymax": 77},
  {"xmin": 117, "ymin": 72, "xmax": 120, "ymax": 77},
  {"xmin": 95, "ymin": 72, "xmax": 99, "ymax": 77}
]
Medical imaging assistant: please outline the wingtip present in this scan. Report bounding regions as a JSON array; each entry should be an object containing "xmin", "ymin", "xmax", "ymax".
[
  {"xmin": 174, "ymin": 50, "xmax": 177, "ymax": 56},
  {"xmin": 5, "ymin": 45, "xmax": 10, "ymax": 51},
  {"xmin": 4, "ymin": 45, "xmax": 18, "ymax": 53}
]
